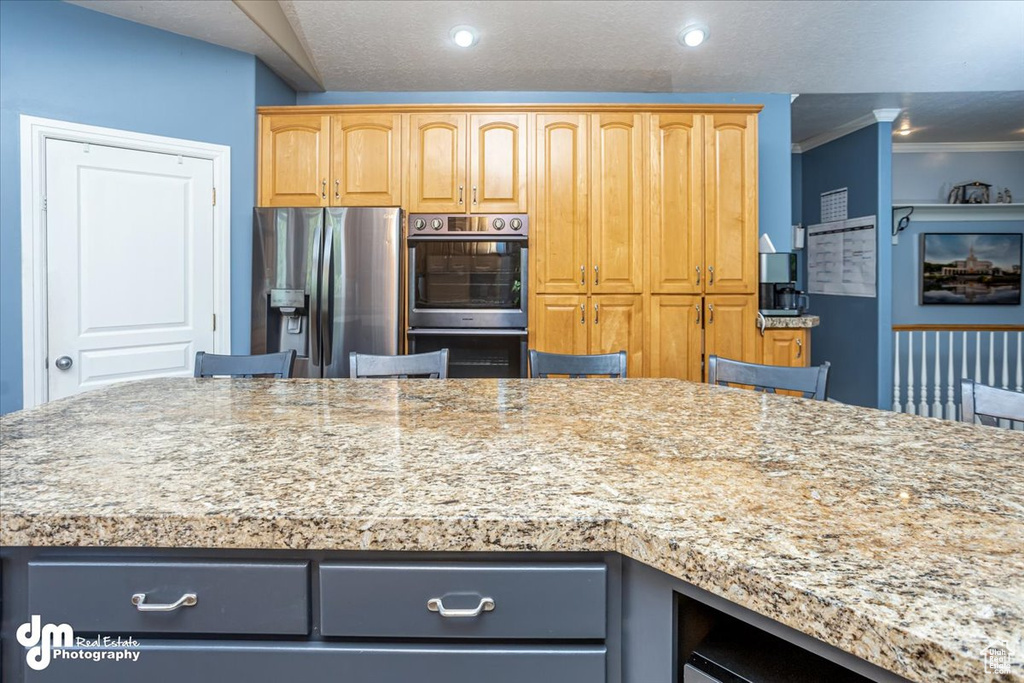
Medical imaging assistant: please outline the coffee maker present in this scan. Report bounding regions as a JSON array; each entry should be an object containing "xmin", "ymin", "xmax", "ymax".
[{"xmin": 759, "ymin": 253, "xmax": 808, "ymax": 316}]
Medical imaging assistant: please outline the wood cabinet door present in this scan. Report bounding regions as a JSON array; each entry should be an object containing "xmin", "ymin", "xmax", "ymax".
[
  {"xmin": 534, "ymin": 113, "xmax": 588, "ymax": 294},
  {"xmin": 760, "ymin": 328, "xmax": 810, "ymax": 367},
  {"xmin": 591, "ymin": 295, "xmax": 643, "ymax": 377},
  {"xmin": 649, "ymin": 295, "xmax": 704, "ymax": 381},
  {"xmin": 704, "ymin": 295, "xmax": 758, "ymax": 364},
  {"xmin": 590, "ymin": 113, "xmax": 644, "ymax": 294},
  {"xmin": 469, "ymin": 113, "xmax": 527, "ymax": 212},
  {"xmin": 650, "ymin": 114, "xmax": 703, "ymax": 294},
  {"xmin": 408, "ymin": 113, "xmax": 466, "ymax": 212},
  {"xmin": 330, "ymin": 113, "xmax": 401, "ymax": 206},
  {"xmin": 532, "ymin": 295, "xmax": 588, "ymax": 357},
  {"xmin": 259, "ymin": 114, "xmax": 330, "ymax": 207},
  {"xmin": 703, "ymin": 113, "xmax": 758, "ymax": 295}
]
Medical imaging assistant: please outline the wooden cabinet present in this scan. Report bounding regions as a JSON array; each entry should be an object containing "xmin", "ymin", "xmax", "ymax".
[
  {"xmin": 704, "ymin": 295, "xmax": 758, "ymax": 368},
  {"xmin": 649, "ymin": 113, "xmax": 703, "ymax": 294},
  {"xmin": 532, "ymin": 294, "xmax": 642, "ymax": 377},
  {"xmin": 408, "ymin": 113, "xmax": 527, "ymax": 213},
  {"xmin": 331, "ymin": 113, "xmax": 401, "ymax": 206},
  {"xmin": 648, "ymin": 296, "xmax": 703, "ymax": 381},
  {"xmin": 703, "ymin": 112, "xmax": 758, "ymax": 295},
  {"xmin": 534, "ymin": 113, "xmax": 589, "ymax": 294},
  {"xmin": 650, "ymin": 112, "xmax": 757, "ymax": 295},
  {"xmin": 590, "ymin": 113, "xmax": 644, "ymax": 294},
  {"xmin": 470, "ymin": 113, "xmax": 528, "ymax": 212},
  {"xmin": 408, "ymin": 113, "xmax": 467, "ymax": 212},
  {"xmin": 259, "ymin": 114, "xmax": 330, "ymax": 207},
  {"xmin": 259, "ymin": 113, "xmax": 399, "ymax": 207},
  {"xmin": 759, "ymin": 328, "xmax": 810, "ymax": 367},
  {"xmin": 533, "ymin": 295, "xmax": 588, "ymax": 356},
  {"xmin": 591, "ymin": 295, "xmax": 643, "ymax": 377}
]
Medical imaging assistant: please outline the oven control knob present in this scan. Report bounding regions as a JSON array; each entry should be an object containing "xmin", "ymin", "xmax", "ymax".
[
  {"xmin": 510, "ymin": 218, "xmax": 523, "ymax": 231},
  {"xmin": 430, "ymin": 218, "xmax": 444, "ymax": 231},
  {"xmin": 413, "ymin": 218, "xmax": 426, "ymax": 231},
  {"xmin": 492, "ymin": 218, "xmax": 505, "ymax": 230}
]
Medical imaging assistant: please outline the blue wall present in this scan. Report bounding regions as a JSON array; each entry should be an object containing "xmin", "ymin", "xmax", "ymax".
[
  {"xmin": 800, "ymin": 124, "xmax": 892, "ymax": 407},
  {"xmin": 893, "ymin": 150, "xmax": 1024, "ymax": 203},
  {"xmin": 0, "ymin": 1, "xmax": 292, "ymax": 414},
  {"xmin": 298, "ymin": 91, "xmax": 793, "ymax": 251}
]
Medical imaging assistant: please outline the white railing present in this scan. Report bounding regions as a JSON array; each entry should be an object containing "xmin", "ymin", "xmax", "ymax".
[{"xmin": 892, "ymin": 326, "xmax": 1024, "ymax": 430}]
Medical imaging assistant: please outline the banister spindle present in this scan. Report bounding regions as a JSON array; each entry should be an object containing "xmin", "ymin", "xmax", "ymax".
[
  {"xmin": 932, "ymin": 331, "xmax": 942, "ymax": 418},
  {"xmin": 945, "ymin": 331, "xmax": 955, "ymax": 420},
  {"xmin": 919, "ymin": 331, "xmax": 929, "ymax": 416},
  {"xmin": 906, "ymin": 333, "xmax": 916, "ymax": 415},
  {"xmin": 893, "ymin": 331, "xmax": 901, "ymax": 413}
]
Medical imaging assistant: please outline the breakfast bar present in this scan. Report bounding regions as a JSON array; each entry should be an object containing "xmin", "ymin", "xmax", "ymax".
[{"xmin": 1, "ymin": 378, "xmax": 1022, "ymax": 682}]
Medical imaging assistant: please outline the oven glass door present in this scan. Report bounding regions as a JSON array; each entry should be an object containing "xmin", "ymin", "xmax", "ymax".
[{"xmin": 410, "ymin": 239, "xmax": 526, "ymax": 328}]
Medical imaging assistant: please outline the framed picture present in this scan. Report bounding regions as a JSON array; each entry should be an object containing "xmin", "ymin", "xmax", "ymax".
[{"xmin": 920, "ymin": 233, "xmax": 1022, "ymax": 305}]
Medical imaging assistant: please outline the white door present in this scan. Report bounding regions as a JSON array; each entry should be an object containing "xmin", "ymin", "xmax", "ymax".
[{"xmin": 45, "ymin": 139, "xmax": 215, "ymax": 401}]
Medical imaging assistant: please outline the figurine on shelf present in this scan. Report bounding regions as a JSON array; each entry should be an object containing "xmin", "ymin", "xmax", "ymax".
[
  {"xmin": 1000, "ymin": 187, "xmax": 1013, "ymax": 204},
  {"xmin": 947, "ymin": 180, "xmax": 992, "ymax": 204}
]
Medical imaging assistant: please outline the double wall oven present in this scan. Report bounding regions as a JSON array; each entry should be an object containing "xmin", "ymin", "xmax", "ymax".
[{"xmin": 407, "ymin": 214, "xmax": 528, "ymax": 378}]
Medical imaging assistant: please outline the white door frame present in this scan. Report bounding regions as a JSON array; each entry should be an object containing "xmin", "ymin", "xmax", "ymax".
[{"xmin": 20, "ymin": 115, "xmax": 232, "ymax": 409}]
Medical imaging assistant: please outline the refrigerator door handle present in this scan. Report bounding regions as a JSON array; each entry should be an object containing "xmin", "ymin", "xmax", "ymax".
[
  {"xmin": 310, "ymin": 221, "xmax": 323, "ymax": 366},
  {"xmin": 320, "ymin": 220, "xmax": 334, "ymax": 367}
]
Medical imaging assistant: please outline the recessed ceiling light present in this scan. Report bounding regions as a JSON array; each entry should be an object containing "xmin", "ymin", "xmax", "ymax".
[
  {"xmin": 450, "ymin": 26, "xmax": 478, "ymax": 48},
  {"xmin": 897, "ymin": 128, "xmax": 912, "ymax": 136},
  {"xmin": 679, "ymin": 24, "xmax": 709, "ymax": 48}
]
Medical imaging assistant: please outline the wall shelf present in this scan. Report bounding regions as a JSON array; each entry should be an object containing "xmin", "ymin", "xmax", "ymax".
[{"xmin": 892, "ymin": 202, "xmax": 1024, "ymax": 222}]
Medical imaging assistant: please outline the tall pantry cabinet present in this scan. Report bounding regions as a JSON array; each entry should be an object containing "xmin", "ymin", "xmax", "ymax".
[{"xmin": 531, "ymin": 109, "xmax": 759, "ymax": 380}]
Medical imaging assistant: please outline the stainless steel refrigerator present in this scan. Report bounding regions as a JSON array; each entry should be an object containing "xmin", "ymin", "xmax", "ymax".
[{"xmin": 252, "ymin": 208, "xmax": 402, "ymax": 378}]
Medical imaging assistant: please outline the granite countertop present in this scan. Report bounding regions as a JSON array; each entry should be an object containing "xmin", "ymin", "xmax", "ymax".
[
  {"xmin": 761, "ymin": 314, "xmax": 820, "ymax": 328},
  {"xmin": 2, "ymin": 378, "xmax": 1022, "ymax": 682}
]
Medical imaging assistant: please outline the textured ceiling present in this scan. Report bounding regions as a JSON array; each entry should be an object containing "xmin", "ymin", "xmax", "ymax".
[
  {"xmin": 278, "ymin": 0, "xmax": 1023, "ymax": 93},
  {"xmin": 68, "ymin": 0, "xmax": 321, "ymax": 91},
  {"xmin": 794, "ymin": 92, "xmax": 1024, "ymax": 144}
]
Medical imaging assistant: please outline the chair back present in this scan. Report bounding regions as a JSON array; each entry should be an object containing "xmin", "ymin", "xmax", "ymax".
[
  {"xmin": 707, "ymin": 355, "xmax": 830, "ymax": 400},
  {"xmin": 529, "ymin": 350, "xmax": 628, "ymax": 378},
  {"xmin": 960, "ymin": 379, "xmax": 1024, "ymax": 426},
  {"xmin": 194, "ymin": 350, "xmax": 296, "ymax": 378},
  {"xmin": 349, "ymin": 350, "xmax": 449, "ymax": 378}
]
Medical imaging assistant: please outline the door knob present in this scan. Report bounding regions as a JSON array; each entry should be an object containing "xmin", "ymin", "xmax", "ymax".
[{"xmin": 55, "ymin": 356, "xmax": 73, "ymax": 371}]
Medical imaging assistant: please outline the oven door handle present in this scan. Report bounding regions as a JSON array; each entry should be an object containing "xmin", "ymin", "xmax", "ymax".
[{"xmin": 407, "ymin": 235, "xmax": 528, "ymax": 243}]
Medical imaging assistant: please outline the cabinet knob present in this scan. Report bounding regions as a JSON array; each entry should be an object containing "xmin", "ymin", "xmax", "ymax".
[
  {"xmin": 580, "ymin": 303, "xmax": 585, "ymax": 325},
  {"xmin": 334, "ymin": 178, "xmax": 340, "ymax": 200},
  {"xmin": 695, "ymin": 304, "xmax": 701, "ymax": 325},
  {"xmin": 580, "ymin": 265, "xmax": 585, "ymax": 286},
  {"xmin": 695, "ymin": 265, "xmax": 701, "ymax": 286},
  {"xmin": 594, "ymin": 303, "xmax": 599, "ymax": 325},
  {"xmin": 594, "ymin": 264, "xmax": 599, "ymax": 286},
  {"xmin": 708, "ymin": 265, "xmax": 715, "ymax": 285},
  {"xmin": 458, "ymin": 185, "xmax": 464, "ymax": 205},
  {"xmin": 796, "ymin": 338, "xmax": 803, "ymax": 359},
  {"xmin": 472, "ymin": 185, "xmax": 478, "ymax": 204},
  {"xmin": 321, "ymin": 179, "xmax": 327, "ymax": 200},
  {"xmin": 708, "ymin": 303, "xmax": 714, "ymax": 324}
]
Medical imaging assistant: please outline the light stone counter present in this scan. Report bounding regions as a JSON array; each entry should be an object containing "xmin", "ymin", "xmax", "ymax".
[
  {"xmin": 1, "ymin": 378, "xmax": 1022, "ymax": 682},
  {"xmin": 761, "ymin": 314, "xmax": 820, "ymax": 328}
]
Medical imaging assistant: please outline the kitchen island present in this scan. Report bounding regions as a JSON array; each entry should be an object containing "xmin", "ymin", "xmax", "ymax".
[{"xmin": 1, "ymin": 378, "xmax": 1022, "ymax": 682}]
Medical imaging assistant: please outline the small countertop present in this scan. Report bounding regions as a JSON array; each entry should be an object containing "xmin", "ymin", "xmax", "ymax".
[
  {"xmin": 2, "ymin": 378, "xmax": 1022, "ymax": 682},
  {"xmin": 761, "ymin": 314, "xmax": 820, "ymax": 328}
]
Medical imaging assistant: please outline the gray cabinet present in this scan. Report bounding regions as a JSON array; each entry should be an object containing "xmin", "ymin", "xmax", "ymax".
[
  {"xmin": 319, "ymin": 562, "xmax": 606, "ymax": 639},
  {"xmin": 27, "ymin": 561, "xmax": 309, "ymax": 635},
  {"xmin": 25, "ymin": 642, "xmax": 606, "ymax": 683}
]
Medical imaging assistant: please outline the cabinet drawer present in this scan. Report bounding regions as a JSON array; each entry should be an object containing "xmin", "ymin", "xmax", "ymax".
[
  {"xmin": 319, "ymin": 562, "xmax": 606, "ymax": 639},
  {"xmin": 27, "ymin": 561, "xmax": 309, "ymax": 635},
  {"xmin": 24, "ymin": 641, "xmax": 606, "ymax": 683}
]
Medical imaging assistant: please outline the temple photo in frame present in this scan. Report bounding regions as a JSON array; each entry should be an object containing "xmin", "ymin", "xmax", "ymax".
[{"xmin": 920, "ymin": 232, "xmax": 1022, "ymax": 305}]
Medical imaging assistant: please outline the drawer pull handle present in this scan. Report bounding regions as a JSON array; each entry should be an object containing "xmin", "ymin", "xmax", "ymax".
[
  {"xmin": 427, "ymin": 596, "xmax": 494, "ymax": 618},
  {"xmin": 131, "ymin": 592, "xmax": 198, "ymax": 612}
]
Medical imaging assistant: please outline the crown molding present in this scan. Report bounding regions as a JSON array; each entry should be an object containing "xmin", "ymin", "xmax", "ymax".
[
  {"xmin": 872, "ymin": 108, "xmax": 901, "ymax": 122},
  {"xmin": 791, "ymin": 94, "xmax": 800, "ymax": 103},
  {"xmin": 892, "ymin": 141, "xmax": 1024, "ymax": 153}
]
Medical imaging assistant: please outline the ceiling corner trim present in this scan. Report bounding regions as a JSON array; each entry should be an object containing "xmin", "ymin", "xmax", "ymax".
[
  {"xmin": 872, "ymin": 108, "xmax": 901, "ymax": 123},
  {"xmin": 892, "ymin": 141, "xmax": 1024, "ymax": 153},
  {"xmin": 794, "ymin": 112, "xmax": 880, "ymax": 153},
  {"xmin": 791, "ymin": 142, "xmax": 803, "ymax": 154},
  {"xmin": 232, "ymin": 0, "xmax": 325, "ymax": 91}
]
